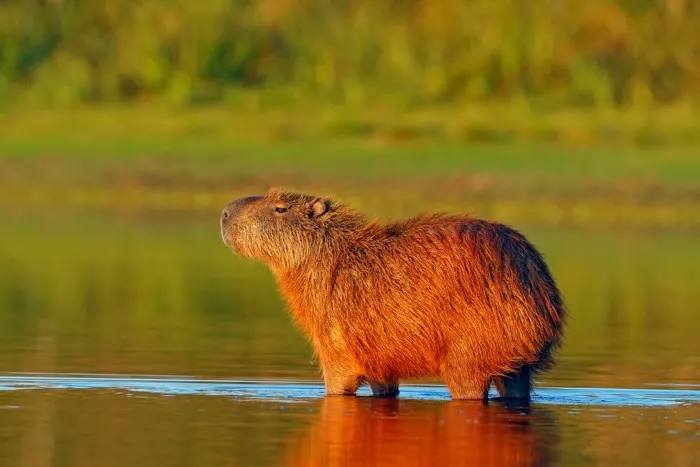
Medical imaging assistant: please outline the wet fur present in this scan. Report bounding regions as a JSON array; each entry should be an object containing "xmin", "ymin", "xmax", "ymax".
[{"xmin": 220, "ymin": 188, "xmax": 567, "ymax": 400}]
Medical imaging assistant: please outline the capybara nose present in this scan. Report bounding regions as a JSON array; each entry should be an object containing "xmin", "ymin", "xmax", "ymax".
[{"xmin": 221, "ymin": 195, "xmax": 263, "ymax": 227}]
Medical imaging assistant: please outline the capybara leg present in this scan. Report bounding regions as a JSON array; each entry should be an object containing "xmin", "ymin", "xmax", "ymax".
[
  {"xmin": 493, "ymin": 365, "xmax": 532, "ymax": 401},
  {"xmin": 367, "ymin": 380, "xmax": 399, "ymax": 398},
  {"xmin": 322, "ymin": 365, "xmax": 363, "ymax": 396},
  {"xmin": 443, "ymin": 374, "xmax": 490, "ymax": 400}
]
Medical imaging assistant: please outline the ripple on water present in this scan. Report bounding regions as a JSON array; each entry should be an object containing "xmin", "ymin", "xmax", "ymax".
[{"xmin": 0, "ymin": 374, "xmax": 699, "ymax": 407}]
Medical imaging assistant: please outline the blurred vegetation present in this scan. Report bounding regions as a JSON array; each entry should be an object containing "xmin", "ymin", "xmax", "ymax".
[
  {"xmin": 1, "ymin": 0, "xmax": 699, "ymax": 145},
  {"xmin": 2, "ymin": 0, "xmax": 698, "ymax": 109}
]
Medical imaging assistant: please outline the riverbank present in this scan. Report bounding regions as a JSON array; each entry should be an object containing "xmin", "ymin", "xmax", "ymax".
[{"xmin": 2, "ymin": 114, "xmax": 699, "ymax": 229}]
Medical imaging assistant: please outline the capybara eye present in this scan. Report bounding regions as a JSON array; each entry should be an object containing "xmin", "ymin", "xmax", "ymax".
[{"xmin": 275, "ymin": 206, "xmax": 288, "ymax": 214}]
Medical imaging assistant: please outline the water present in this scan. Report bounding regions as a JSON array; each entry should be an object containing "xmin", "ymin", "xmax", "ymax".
[{"xmin": 1, "ymin": 209, "xmax": 699, "ymax": 466}]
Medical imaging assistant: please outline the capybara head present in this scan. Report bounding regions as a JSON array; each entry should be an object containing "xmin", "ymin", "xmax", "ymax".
[{"xmin": 220, "ymin": 188, "xmax": 367, "ymax": 270}]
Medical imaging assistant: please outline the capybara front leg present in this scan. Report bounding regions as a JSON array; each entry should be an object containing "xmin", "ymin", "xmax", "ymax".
[
  {"xmin": 321, "ymin": 362, "xmax": 362, "ymax": 396},
  {"xmin": 493, "ymin": 365, "xmax": 532, "ymax": 401},
  {"xmin": 367, "ymin": 379, "xmax": 399, "ymax": 398}
]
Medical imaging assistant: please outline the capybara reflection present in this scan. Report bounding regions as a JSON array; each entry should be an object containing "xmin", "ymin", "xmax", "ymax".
[
  {"xmin": 284, "ymin": 397, "xmax": 558, "ymax": 467},
  {"xmin": 220, "ymin": 189, "xmax": 566, "ymax": 400}
]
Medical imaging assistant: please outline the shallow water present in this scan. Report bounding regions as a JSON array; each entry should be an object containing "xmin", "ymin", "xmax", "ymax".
[{"xmin": 1, "ymin": 210, "xmax": 699, "ymax": 466}]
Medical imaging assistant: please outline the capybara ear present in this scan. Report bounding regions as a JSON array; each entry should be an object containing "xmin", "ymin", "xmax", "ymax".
[{"xmin": 309, "ymin": 198, "xmax": 330, "ymax": 218}]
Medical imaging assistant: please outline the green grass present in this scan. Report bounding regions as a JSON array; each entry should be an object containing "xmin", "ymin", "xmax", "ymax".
[
  {"xmin": 2, "ymin": 104, "xmax": 700, "ymax": 150},
  {"xmin": 1, "ymin": 106, "xmax": 699, "ymax": 228},
  {"xmin": 1, "ymin": 106, "xmax": 698, "ymax": 179}
]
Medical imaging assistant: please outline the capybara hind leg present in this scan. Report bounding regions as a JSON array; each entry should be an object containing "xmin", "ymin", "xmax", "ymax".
[
  {"xmin": 443, "ymin": 374, "xmax": 490, "ymax": 400},
  {"xmin": 367, "ymin": 380, "xmax": 399, "ymax": 398},
  {"xmin": 493, "ymin": 365, "xmax": 532, "ymax": 401}
]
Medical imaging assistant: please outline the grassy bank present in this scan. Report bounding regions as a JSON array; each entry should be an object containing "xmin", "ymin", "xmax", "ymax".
[
  {"xmin": 2, "ymin": 108, "xmax": 699, "ymax": 229},
  {"xmin": 1, "ymin": 105, "xmax": 700, "ymax": 149}
]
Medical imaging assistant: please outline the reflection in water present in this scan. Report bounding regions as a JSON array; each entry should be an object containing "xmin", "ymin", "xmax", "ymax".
[
  {"xmin": 286, "ymin": 397, "xmax": 558, "ymax": 467},
  {"xmin": 1, "ymin": 380, "xmax": 698, "ymax": 467}
]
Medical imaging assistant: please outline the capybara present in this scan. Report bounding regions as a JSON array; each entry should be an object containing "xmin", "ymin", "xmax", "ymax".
[
  {"xmin": 220, "ymin": 188, "xmax": 566, "ymax": 400},
  {"xmin": 284, "ymin": 397, "xmax": 558, "ymax": 467}
]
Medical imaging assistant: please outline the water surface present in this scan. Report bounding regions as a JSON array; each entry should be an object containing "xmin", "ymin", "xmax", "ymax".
[{"xmin": 1, "ymin": 210, "xmax": 699, "ymax": 466}]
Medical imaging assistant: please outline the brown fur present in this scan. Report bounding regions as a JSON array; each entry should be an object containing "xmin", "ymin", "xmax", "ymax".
[
  {"xmin": 284, "ymin": 397, "xmax": 558, "ymax": 467},
  {"xmin": 220, "ymin": 188, "xmax": 567, "ymax": 400}
]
